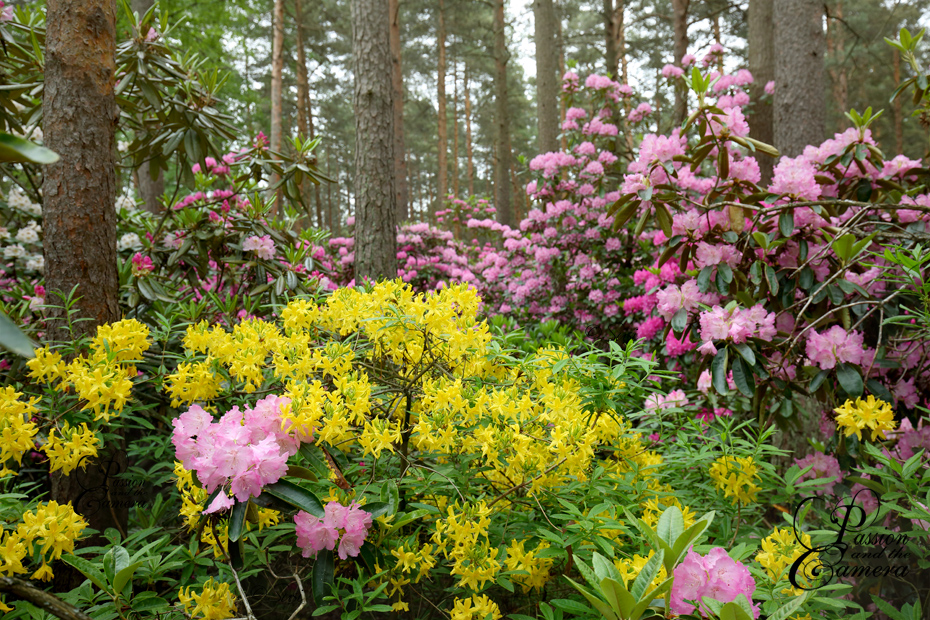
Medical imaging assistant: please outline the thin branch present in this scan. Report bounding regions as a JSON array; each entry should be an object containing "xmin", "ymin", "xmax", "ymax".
[{"xmin": 0, "ymin": 576, "xmax": 93, "ymax": 620}]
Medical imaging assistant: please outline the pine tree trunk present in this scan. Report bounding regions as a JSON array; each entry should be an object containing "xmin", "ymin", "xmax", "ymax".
[
  {"xmin": 452, "ymin": 57, "xmax": 460, "ymax": 198},
  {"xmin": 270, "ymin": 0, "xmax": 285, "ymax": 212},
  {"xmin": 389, "ymin": 0, "xmax": 409, "ymax": 222},
  {"xmin": 671, "ymin": 0, "xmax": 689, "ymax": 125},
  {"xmin": 774, "ymin": 0, "xmax": 825, "ymax": 157},
  {"xmin": 465, "ymin": 65, "xmax": 475, "ymax": 197},
  {"xmin": 535, "ymin": 0, "xmax": 560, "ymax": 154},
  {"xmin": 603, "ymin": 0, "xmax": 617, "ymax": 77},
  {"xmin": 556, "ymin": 2, "xmax": 566, "ymax": 151},
  {"xmin": 617, "ymin": 1, "xmax": 627, "ymax": 85},
  {"xmin": 43, "ymin": 0, "xmax": 126, "ymax": 560},
  {"xmin": 436, "ymin": 0, "xmax": 448, "ymax": 217},
  {"xmin": 295, "ymin": 0, "xmax": 315, "ymax": 227},
  {"xmin": 493, "ymin": 0, "xmax": 514, "ymax": 228},
  {"xmin": 748, "ymin": 0, "xmax": 776, "ymax": 184},
  {"xmin": 352, "ymin": 0, "xmax": 397, "ymax": 281},
  {"xmin": 713, "ymin": 15, "xmax": 723, "ymax": 73}
]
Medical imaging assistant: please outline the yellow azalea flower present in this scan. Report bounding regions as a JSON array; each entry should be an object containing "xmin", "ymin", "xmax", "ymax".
[
  {"xmin": 709, "ymin": 454, "xmax": 761, "ymax": 504},
  {"xmin": 43, "ymin": 422, "xmax": 99, "ymax": 476},
  {"xmin": 31, "ymin": 562, "xmax": 53, "ymax": 581},
  {"xmin": 26, "ymin": 347, "xmax": 65, "ymax": 384},
  {"xmin": 178, "ymin": 578, "xmax": 237, "ymax": 620},
  {"xmin": 834, "ymin": 396, "xmax": 897, "ymax": 441},
  {"xmin": 450, "ymin": 595, "xmax": 502, "ymax": 620},
  {"xmin": 756, "ymin": 527, "xmax": 818, "ymax": 595}
]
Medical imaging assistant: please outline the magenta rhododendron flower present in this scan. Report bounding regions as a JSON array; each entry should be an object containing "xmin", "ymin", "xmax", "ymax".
[
  {"xmin": 295, "ymin": 501, "xmax": 373, "ymax": 560},
  {"xmin": 671, "ymin": 547, "xmax": 759, "ymax": 618}
]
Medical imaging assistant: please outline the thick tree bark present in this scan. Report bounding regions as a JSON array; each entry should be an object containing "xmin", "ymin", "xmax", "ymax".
[
  {"xmin": 352, "ymin": 0, "xmax": 397, "ymax": 281},
  {"xmin": 270, "ymin": 0, "xmax": 285, "ymax": 213},
  {"xmin": 464, "ymin": 65, "xmax": 475, "ymax": 197},
  {"xmin": 671, "ymin": 0, "xmax": 689, "ymax": 125},
  {"xmin": 389, "ymin": 0, "xmax": 409, "ymax": 222},
  {"xmin": 774, "ymin": 0, "xmax": 825, "ymax": 157},
  {"xmin": 748, "ymin": 0, "xmax": 776, "ymax": 184},
  {"xmin": 535, "ymin": 0, "xmax": 559, "ymax": 154},
  {"xmin": 436, "ymin": 0, "xmax": 448, "ymax": 216},
  {"xmin": 43, "ymin": 0, "xmax": 126, "ymax": 559},
  {"xmin": 493, "ymin": 0, "xmax": 514, "ymax": 228}
]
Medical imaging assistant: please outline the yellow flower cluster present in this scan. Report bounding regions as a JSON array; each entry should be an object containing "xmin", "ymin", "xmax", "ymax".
[
  {"xmin": 709, "ymin": 455, "xmax": 761, "ymax": 504},
  {"xmin": 178, "ymin": 578, "xmax": 238, "ymax": 620},
  {"xmin": 27, "ymin": 318, "xmax": 150, "ymax": 423},
  {"xmin": 639, "ymin": 495, "xmax": 697, "ymax": 531},
  {"xmin": 504, "ymin": 539, "xmax": 554, "ymax": 592},
  {"xmin": 432, "ymin": 501, "xmax": 501, "ymax": 592},
  {"xmin": 43, "ymin": 422, "xmax": 100, "ymax": 475},
  {"xmin": 0, "ymin": 386, "xmax": 39, "ymax": 478},
  {"xmin": 0, "ymin": 501, "xmax": 87, "ymax": 583},
  {"xmin": 613, "ymin": 550, "xmax": 669, "ymax": 589},
  {"xmin": 450, "ymin": 594, "xmax": 502, "ymax": 620},
  {"xmin": 834, "ymin": 396, "xmax": 897, "ymax": 442},
  {"xmin": 756, "ymin": 527, "xmax": 818, "ymax": 595}
]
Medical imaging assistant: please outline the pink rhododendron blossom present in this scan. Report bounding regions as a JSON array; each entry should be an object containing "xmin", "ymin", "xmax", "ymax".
[
  {"xmin": 769, "ymin": 157, "xmax": 821, "ymax": 201},
  {"xmin": 764, "ymin": 80, "xmax": 775, "ymax": 95},
  {"xmin": 662, "ymin": 64, "xmax": 685, "ymax": 78},
  {"xmin": 243, "ymin": 234, "xmax": 276, "ymax": 260},
  {"xmin": 805, "ymin": 326, "xmax": 865, "ymax": 370},
  {"xmin": 794, "ymin": 452, "xmax": 844, "ymax": 496},
  {"xmin": 295, "ymin": 501, "xmax": 373, "ymax": 560},
  {"xmin": 671, "ymin": 547, "xmax": 759, "ymax": 618}
]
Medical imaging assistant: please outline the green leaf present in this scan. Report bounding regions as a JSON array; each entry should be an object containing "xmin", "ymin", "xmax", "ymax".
[
  {"xmin": 600, "ymin": 579, "xmax": 636, "ymax": 617},
  {"xmin": 697, "ymin": 266, "xmax": 714, "ymax": 293},
  {"xmin": 764, "ymin": 265, "xmax": 779, "ymax": 296},
  {"xmin": 565, "ymin": 578, "xmax": 619, "ymax": 620},
  {"xmin": 656, "ymin": 506, "xmax": 684, "ymax": 547},
  {"xmin": 0, "ymin": 310, "xmax": 36, "ymax": 358},
  {"xmin": 630, "ymin": 549, "xmax": 664, "ymax": 601},
  {"xmin": 360, "ymin": 501, "xmax": 391, "ymax": 519},
  {"xmin": 718, "ymin": 600, "xmax": 754, "ymax": 620},
  {"xmin": 264, "ymin": 479, "xmax": 325, "ymax": 518},
  {"xmin": 313, "ymin": 549, "xmax": 335, "ymax": 605},
  {"xmin": 551, "ymin": 599, "xmax": 596, "ymax": 616},
  {"xmin": 836, "ymin": 363, "xmax": 864, "ymax": 398},
  {"xmin": 228, "ymin": 500, "xmax": 248, "ymax": 543},
  {"xmin": 386, "ymin": 508, "xmax": 432, "ymax": 535},
  {"xmin": 671, "ymin": 308, "xmax": 688, "ymax": 334},
  {"xmin": 655, "ymin": 203, "xmax": 674, "ymax": 238},
  {"xmin": 810, "ymin": 369, "xmax": 830, "ymax": 392},
  {"xmin": 62, "ymin": 554, "xmax": 108, "ymax": 592},
  {"xmin": 380, "ymin": 480, "xmax": 400, "ymax": 516},
  {"xmin": 778, "ymin": 211, "xmax": 794, "ymax": 237},
  {"xmin": 112, "ymin": 561, "xmax": 143, "ymax": 598},
  {"xmin": 0, "ymin": 133, "xmax": 59, "ymax": 164},
  {"xmin": 712, "ymin": 347, "xmax": 729, "ymax": 395},
  {"xmin": 731, "ymin": 356, "xmax": 755, "ymax": 397},
  {"xmin": 286, "ymin": 465, "xmax": 319, "ymax": 482},
  {"xmin": 592, "ymin": 552, "xmax": 621, "ymax": 582}
]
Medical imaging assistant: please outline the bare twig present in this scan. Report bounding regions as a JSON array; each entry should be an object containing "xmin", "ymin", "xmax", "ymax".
[{"xmin": 0, "ymin": 576, "xmax": 93, "ymax": 620}]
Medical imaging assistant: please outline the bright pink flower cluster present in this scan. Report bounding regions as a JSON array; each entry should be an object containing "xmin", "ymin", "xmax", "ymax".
[
  {"xmin": 294, "ymin": 501, "xmax": 373, "ymax": 560},
  {"xmin": 131, "ymin": 253, "xmax": 154, "ymax": 277},
  {"xmin": 671, "ymin": 547, "xmax": 759, "ymax": 618},
  {"xmin": 171, "ymin": 396, "xmax": 304, "ymax": 513}
]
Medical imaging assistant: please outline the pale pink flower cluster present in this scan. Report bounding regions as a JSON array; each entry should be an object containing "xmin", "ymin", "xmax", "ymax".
[
  {"xmin": 697, "ymin": 305, "xmax": 776, "ymax": 355},
  {"xmin": 671, "ymin": 547, "xmax": 759, "ymax": 618},
  {"xmin": 794, "ymin": 452, "xmax": 844, "ymax": 496},
  {"xmin": 295, "ymin": 501, "xmax": 373, "ymax": 560},
  {"xmin": 656, "ymin": 280, "xmax": 716, "ymax": 321},
  {"xmin": 172, "ymin": 396, "xmax": 304, "ymax": 513},
  {"xmin": 805, "ymin": 326, "xmax": 865, "ymax": 370},
  {"xmin": 243, "ymin": 234, "xmax": 276, "ymax": 260},
  {"xmin": 628, "ymin": 102, "xmax": 653, "ymax": 123},
  {"xmin": 645, "ymin": 389, "xmax": 689, "ymax": 411},
  {"xmin": 662, "ymin": 64, "xmax": 685, "ymax": 79}
]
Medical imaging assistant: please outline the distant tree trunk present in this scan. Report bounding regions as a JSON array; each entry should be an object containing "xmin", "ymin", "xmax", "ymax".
[
  {"xmin": 748, "ymin": 0, "xmax": 776, "ymax": 184},
  {"xmin": 712, "ymin": 15, "xmax": 723, "ymax": 73},
  {"xmin": 465, "ymin": 65, "xmax": 475, "ymax": 197},
  {"xmin": 352, "ymin": 0, "xmax": 396, "ymax": 281},
  {"xmin": 493, "ymin": 0, "xmax": 514, "ymax": 228},
  {"xmin": 894, "ymin": 49, "xmax": 904, "ymax": 155},
  {"xmin": 452, "ymin": 57, "xmax": 460, "ymax": 198},
  {"xmin": 774, "ymin": 0, "xmax": 825, "ymax": 157},
  {"xmin": 436, "ymin": 0, "xmax": 448, "ymax": 216},
  {"xmin": 616, "ymin": 0, "xmax": 627, "ymax": 85},
  {"xmin": 825, "ymin": 0, "xmax": 847, "ymax": 114},
  {"xmin": 389, "ymin": 0, "xmax": 409, "ymax": 222},
  {"xmin": 295, "ymin": 0, "xmax": 317, "ymax": 227},
  {"xmin": 556, "ymin": 2, "xmax": 566, "ymax": 150},
  {"xmin": 535, "ymin": 0, "xmax": 559, "ymax": 154},
  {"xmin": 671, "ymin": 0, "xmax": 689, "ymax": 125},
  {"xmin": 270, "ymin": 0, "xmax": 285, "ymax": 212},
  {"xmin": 43, "ymin": 0, "xmax": 126, "ymax": 560},
  {"xmin": 603, "ymin": 0, "xmax": 617, "ymax": 77},
  {"xmin": 327, "ymin": 146, "xmax": 334, "ymax": 230},
  {"xmin": 131, "ymin": 0, "xmax": 163, "ymax": 213}
]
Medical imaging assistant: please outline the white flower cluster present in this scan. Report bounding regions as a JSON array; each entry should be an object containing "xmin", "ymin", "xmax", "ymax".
[
  {"xmin": 118, "ymin": 232, "xmax": 143, "ymax": 252},
  {"xmin": 14, "ymin": 220, "xmax": 41, "ymax": 245},
  {"xmin": 116, "ymin": 192, "xmax": 138, "ymax": 212},
  {"xmin": 6, "ymin": 187, "xmax": 41, "ymax": 216}
]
